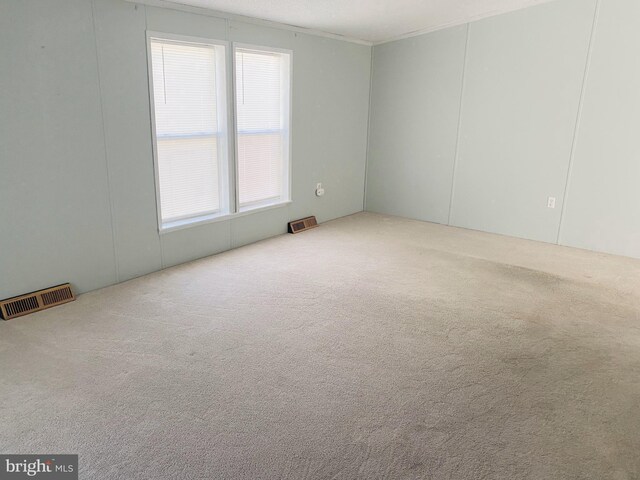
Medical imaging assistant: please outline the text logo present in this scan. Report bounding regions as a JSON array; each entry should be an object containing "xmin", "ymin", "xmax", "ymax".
[{"xmin": 0, "ymin": 456, "xmax": 77, "ymax": 480}]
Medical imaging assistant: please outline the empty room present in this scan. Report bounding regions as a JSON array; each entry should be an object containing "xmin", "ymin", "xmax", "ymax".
[{"xmin": 1, "ymin": 0, "xmax": 639, "ymax": 478}]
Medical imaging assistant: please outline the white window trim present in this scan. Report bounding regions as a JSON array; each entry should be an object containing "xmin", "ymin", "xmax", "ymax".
[
  {"xmin": 159, "ymin": 199, "xmax": 292, "ymax": 234},
  {"xmin": 146, "ymin": 33, "xmax": 294, "ymax": 233},
  {"xmin": 232, "ymin": 43, "xmax": 293, "ymax": 214}
]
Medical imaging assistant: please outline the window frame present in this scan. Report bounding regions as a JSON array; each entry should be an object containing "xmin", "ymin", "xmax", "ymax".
[
  {"xmin": 147, "ymin": 31, "xmax": 231, "ymax": 232},
  {"xmin": 231, "ymin": 43, "xmax": 293, "ymax": 213},
  {"xmin": 146, "ymin": 32, "xmax": 293, "ymax": 234}
]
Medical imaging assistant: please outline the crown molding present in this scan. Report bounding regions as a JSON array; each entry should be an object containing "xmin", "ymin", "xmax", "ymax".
[{"xmin": 125, "ymin": 0, "xmax": 373, "ymax": 46}]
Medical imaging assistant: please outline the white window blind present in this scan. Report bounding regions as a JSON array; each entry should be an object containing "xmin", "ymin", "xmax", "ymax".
[
  {"xmin": 235, "ymin": 47, "xmax": 291, "ymax": 208},
  {"xmin": 150, "ymin": 38, "xmax": 227, "ymax": 226}
]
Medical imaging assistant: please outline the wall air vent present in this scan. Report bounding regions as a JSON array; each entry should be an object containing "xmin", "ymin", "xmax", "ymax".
[
  {"xmin": 288, "ymin": 216, "xmax": 318, "ymax": 234},
  {"xmin": 0, "ymin": 283, "xmax": 75, "ymax": 320}
]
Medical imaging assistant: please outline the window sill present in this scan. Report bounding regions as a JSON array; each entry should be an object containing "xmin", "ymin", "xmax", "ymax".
[{"xmin": 159, "ymin": 200, "xmax": 292, "ymax": 235}]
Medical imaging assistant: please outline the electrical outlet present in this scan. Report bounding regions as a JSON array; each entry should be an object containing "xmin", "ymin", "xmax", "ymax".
[
  {"xmin": 316, "ymin": 183, "xmax": 325, "ymax": 197},
  {"xmin": 547, "ymin": 197, "xmax": 556, "ymax": 209}
]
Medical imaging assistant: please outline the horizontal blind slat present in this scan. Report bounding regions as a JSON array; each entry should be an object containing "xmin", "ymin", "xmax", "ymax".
[
  {"xmin": 150, "ymin": 39, "xmax": 221, "ymax": 223},
  {"xmin": 235, "ymin": 49, "xmax": 289, "ymax": 207}
]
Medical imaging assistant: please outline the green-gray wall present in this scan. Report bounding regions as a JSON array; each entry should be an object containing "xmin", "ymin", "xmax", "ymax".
[
  {"xmin": 2, "ymin": 0, "xmax": 639, "ymax": 301},
  {"xmin": 366, "ymin": 0, "xmax": 640, "ymax": 260},
  {"xmin": 0, "ymin": 0, "xmax": 371, "ymax": 299}
]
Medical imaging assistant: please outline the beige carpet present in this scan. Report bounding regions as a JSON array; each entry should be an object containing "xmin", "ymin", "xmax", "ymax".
[{"xmin": 1, "ymin": 212, "xmax": 640, "ymax": 479}]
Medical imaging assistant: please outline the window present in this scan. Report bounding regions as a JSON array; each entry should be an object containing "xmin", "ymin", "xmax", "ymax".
[
  {"xmin": 148, "ymin": 35, "xmax": 229, "ymax": 229},
  {"xmin": 148, "ymin": 34, "xmax": 291, "ymax": 231},
  {"xmin": 234, "ymin": 46, "xmax": 291, "ymax": 210}
]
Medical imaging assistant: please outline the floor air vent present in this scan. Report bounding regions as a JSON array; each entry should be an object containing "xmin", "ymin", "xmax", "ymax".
[
  {"xmin": 0, "ymin": 283, "xmax": 75, "ymax": 320},
  {"xmin": 288, "ymin": 216, "xmax": 318, "ymax": 234}
]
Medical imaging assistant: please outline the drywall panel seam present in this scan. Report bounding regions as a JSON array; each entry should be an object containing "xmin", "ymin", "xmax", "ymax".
[
  {"xmin": 556, "ymin": 0, "xmax": 601, "ymax": 244},
  {"xmin": 129, "ymin": 0, "xmax": 372, "ymax": 46},
  {"xmin": 447, "ymin": 23, "xmax": 470, "ymax": 225},
  {"xmin": 362, "ymin": 45, "xmax": 375, "ymax": 211},
  {"xmin": 91, "ymin": 0, "xmax": 120, "ymax": 283}
]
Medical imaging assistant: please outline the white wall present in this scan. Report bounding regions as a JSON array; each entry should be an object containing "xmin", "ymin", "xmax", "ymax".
[
  {"xmin": 366, "ymin": 0, "xmax": 640, "ymax": 260},
  {"xmin": 450, "ymin": 0, "xmax": 595, "ymax": 244},
  {"xmin": 0, "ymin": 0, "xmax": 371, "ymax": 299},
  {"xmin": 366, "ymin": 26, "xmax": 467, "ymax": 225},
  {"xmin": 557, "ymin": 0, "xmax": 640, "ymax": 259}
]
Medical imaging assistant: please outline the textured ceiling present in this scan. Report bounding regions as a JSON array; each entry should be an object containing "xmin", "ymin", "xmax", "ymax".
[{"xmin": 152, "ymin": 0, "xmax": 560, "ymax": 44}]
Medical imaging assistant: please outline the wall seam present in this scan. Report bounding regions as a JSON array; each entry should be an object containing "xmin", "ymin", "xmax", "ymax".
[
  {"xmin": 556, "ymin": 0, "xmax": 601, "ymax": 245},
  {"xmin": 447, "ymin": 23, "xmax": 470, "ymax": 226},
  {"xmin": 91, "ymin": 0, "xmax": 120, "ymax": 283},
  {"xmin": 362, "ymin": 44, "xmax": 375, "ymax": 211}
]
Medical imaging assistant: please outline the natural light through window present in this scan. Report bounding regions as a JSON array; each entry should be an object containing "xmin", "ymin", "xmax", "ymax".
[
  {"xmin": 148, "ymin": 35, "xmax": 291, "ymax": 231},
  {"xmin": 149, "ymin": 37, "xmax": 228, "ymax": 227},
  {"xmin": 235, "ymin": 46, "xmax": 291, "ymax": 210}
]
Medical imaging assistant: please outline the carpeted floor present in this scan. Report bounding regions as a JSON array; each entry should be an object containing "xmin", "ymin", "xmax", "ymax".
[{"xmin": 1, "ymin": 212, "xmax": 640, "ymax": 479}]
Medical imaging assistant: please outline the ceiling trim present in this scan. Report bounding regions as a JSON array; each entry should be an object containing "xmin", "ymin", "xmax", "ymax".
[
  {"xmin": 126, "ymin": 0, "xmax": 374, "ymax": 46},
  {"xmin": 373, "ymin": 0, "xmax": 558, "ymax": 45}
]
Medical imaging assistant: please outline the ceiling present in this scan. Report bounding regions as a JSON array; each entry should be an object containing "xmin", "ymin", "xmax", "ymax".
[{"xmin": 152, "ymin": 0, "xmax": 559, "ymax": 44}]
